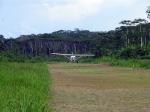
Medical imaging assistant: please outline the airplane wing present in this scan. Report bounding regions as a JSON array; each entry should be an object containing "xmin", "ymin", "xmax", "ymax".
[
  {"xmin": 73, "ymin": 54, "xmax": 95, "ymax": 57},
  {"xmin": 51, "ymin": 53, "xmax": 73, "ymax": 56},
  {"xmin": 51, "ymin": 53, "xmax": 95, "ymax": 57}
]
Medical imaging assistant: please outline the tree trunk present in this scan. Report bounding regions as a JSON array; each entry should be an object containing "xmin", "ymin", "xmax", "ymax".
[
  {"xmin": 128, "ymin": 38, "xmax": 130, "ymax": 45},
  {"xmin": 140, "ymin": 25, "xmax": 143, "ymax": 48},
  {"xmin": 141, "ymin": 37, "xmax": 143, "ymax": 48},
  {"xmin": 145, "ymin": 36, "xmax": 147, "ymax": 46},
  {"xmin": 126, "ymin": 27, "xmax": 129, "ymax": 47},
  {"xmin": 126, "ymin": 35, "xmax": 128, "ymax": 47}
]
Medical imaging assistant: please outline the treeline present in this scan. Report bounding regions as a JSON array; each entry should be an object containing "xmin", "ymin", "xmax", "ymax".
[{"xmin": 0, "ymin": 7, "xmax": 150, "ymax": 62}]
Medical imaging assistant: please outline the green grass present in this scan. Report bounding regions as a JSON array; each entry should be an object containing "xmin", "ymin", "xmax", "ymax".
[
  {"xmin": 0, "ymin": 63, "xmax": 51, "ymax": 112},
  {"xmin": 80, "ymin": 57, "xmax": 150, "ymax": 69}
]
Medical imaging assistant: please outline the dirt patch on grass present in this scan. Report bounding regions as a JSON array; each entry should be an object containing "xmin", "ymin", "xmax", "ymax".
[{"xmin": 49, "ymin": 64, "xmax": 150, "ymax": 112}]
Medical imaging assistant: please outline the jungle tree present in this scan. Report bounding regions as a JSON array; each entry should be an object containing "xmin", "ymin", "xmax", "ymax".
[
  {"xmin": 146, "ymin": 6, "xmax": 150, "ymax": 19},
  {"xmin": 119, "ymin": 20, "xmax": 132, "ymax": 47},
  {"xmin": 132, "ymin": 18, "xmax": 148, "ymax": 47}
]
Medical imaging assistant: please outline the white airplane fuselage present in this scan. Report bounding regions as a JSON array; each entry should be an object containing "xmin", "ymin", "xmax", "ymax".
[{"xmin": 70, "ymin": 55, "xmax": 77, "ymax": 62}]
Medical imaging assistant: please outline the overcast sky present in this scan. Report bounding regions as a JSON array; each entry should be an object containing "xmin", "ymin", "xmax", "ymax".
[{"xmin": 0, "ymin": 0, "xmax": 149, "ymax": 38}]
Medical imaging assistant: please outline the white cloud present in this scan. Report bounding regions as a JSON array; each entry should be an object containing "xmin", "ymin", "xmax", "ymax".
[
  {"xmin": 39, "ymin": 0, "xmax": 103, "ymax": 22},
  {"xmin": 1, "ymin": 0, "xmax": 149, "ymax": 37},
  {"xmin": 36, "ymin": 0, "xmax": 139, "ymax": 22}
]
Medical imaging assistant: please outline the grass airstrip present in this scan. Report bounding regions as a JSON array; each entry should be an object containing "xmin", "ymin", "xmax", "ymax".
[{"xmin": 0, "ymin": 62, "xmax": 150, "ymax": 112}]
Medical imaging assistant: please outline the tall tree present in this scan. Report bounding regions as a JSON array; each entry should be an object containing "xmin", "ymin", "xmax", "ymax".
[
  {"xmin": 119, "ymin": 20, "xmax": 132, "ymax": 47},
  {"xmin": 0, "ymin": 35, "xmax": 5, "ymax": 51},
  {"xmin": 146, "ymin": 6, "xmax": 150, "ymax": 19},
  {"xmin": 132, "ymin": 18, "xmax": 148, "ymax": 47}
]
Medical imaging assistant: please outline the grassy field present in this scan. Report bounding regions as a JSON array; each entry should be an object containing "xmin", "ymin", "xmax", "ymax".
[
  {"xmin": 80, "ymin": 57, "xmax": 150, "ymax": 69},
  {"xmin": 1, "ymin": 62, "xmax": 150, "ymax": 112},
  {"xmin": 0, "ymin": 63, "xmax": 50, "ymax": 112},
  {"xmin": 49, "ymin": 63, "xmax": 150, "ymax": 112}
]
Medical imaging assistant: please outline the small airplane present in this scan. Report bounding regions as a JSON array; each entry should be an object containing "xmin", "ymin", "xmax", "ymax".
[{"xmin": 51, "ymin": 53, "xmax": 95, "ymax": 62}]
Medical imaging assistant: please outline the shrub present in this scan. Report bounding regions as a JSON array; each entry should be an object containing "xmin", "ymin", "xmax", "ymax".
[{"xmin": 117, "ymin": 47, "xmax": 149, "ymax": 59}]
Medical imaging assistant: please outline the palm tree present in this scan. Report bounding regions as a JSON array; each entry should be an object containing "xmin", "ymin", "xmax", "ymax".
[{"xmin": 119, "ymin": 20, "xmax": 132, "ymax": 47}]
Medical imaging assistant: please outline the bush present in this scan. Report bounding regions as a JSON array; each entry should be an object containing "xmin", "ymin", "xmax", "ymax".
[
  {"xmin": 117, "ymin": 47, "xmax": 149, "ymax": 59},
  {"xmin": 0, "ymin": 51, "xmax": 27, "ymax": 62},
  {"xmin": 0, "ymin": 51, "xmax": 68, "ymax": 63}
]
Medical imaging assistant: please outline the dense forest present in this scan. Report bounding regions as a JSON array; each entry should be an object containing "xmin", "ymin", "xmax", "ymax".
[{"xmin": 0, "ymin": 7, "xmax": 150, "ymax": 62}]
